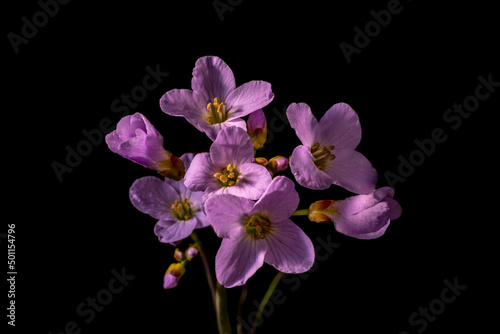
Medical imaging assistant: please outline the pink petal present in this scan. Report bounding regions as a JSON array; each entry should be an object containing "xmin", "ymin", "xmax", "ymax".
[
  {"xmin": 318, "ymin": 102, "xmax": 362, "ymax": 150},
  {"xmin": 154, "ymin": 217, "xmax": 198, "ymax": 244},
  {"xmin": 184, "ymin": 153, "xmax": 219, "ymax": 192},
  {"xmin": 289, "ymin": 145, "xmax": 332, "ymax": 190},
  {"xmin": 286, "ymin": 103, "xmax": 318, "ymax": 146},
  {"xmin": 333, "ymin": 202, "xmax": 391, "ymax": 240},
  {"xmin": 215, "ymin": 233, "xmax": 267, "ymax": 288},
  {"xmin": 209, "ymin": 127, "xmax": 254, "ymax": 169},
  {"xmin": 252, "ymin": 176, "xmax": 300, "ymax": 222},
  {"xmin": 159, "ymin": 88, "xmax": 204, "ymax": 120},
  {"xmin": 129, "ymin": 176, "xmax": 178, "ymax": 220},
  {"xmin": 324, "ymin": 149, "xmax": 378, "ymax": 194},
  {"xmin": 225, "ymin": 162, "xmax": 272, "ymax": 200},
  {"xmin": 191, "ymin": 56, "xmax": 236, "ymax": 103},
  {"xmin": 225, "ymin": 81, "xmax": 274, "ymax": 118},
  {"xmin": 264, "ymin": 218, "xmax": 315, "ymax": 273},
  {"xmin": 205, "ymin": 194, "xmax": 253, "ymax": 239}
]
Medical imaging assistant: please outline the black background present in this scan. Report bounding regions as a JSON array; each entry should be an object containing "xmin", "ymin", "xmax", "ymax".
[{"xmin": 5, "ymin": 0, "xmax": 498, "ymax": 333}]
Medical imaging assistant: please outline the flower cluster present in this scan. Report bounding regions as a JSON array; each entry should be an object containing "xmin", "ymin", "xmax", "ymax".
[{"xmin": 105, "ymin": 55, "xmax": 402, "ymax": 331}]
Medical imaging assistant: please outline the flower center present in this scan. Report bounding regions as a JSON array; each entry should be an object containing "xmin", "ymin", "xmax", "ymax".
[
  {"xmin": 214, "ymin": 164, "xmax": 239, "ymax": 187},
  {"xmin": 245, "ymin": 214, "xmax": 272, "ymax": 239},
  {"xmin": 310, "ymin": 142, "xmax": 335, "ymax": 171},
  {"xmin": 171, "ymin": 198, "xmax": 194, "ymax": 220},
  {"xmin": 206, "ymin": 97, "xmax": 229, "ymax": 125}
]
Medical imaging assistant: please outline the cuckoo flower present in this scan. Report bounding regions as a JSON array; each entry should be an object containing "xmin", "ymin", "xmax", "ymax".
[
  {"xmin": 129, "ymin": 153, "xmax": 209, "ymax": 244},
  {"xmin": 205, "ymin": 176, "xmax": 315, "ymax": 288},
  {"xmin": 287, "ymin": 102, "xmax": 377, "ymax": 194},
  {"xmin": 105, "ymin": 113, "xmax": 185, "ymax": 180},
  {"xmin": 184, "ymin": 126, "xmax": 271, "ymax": 202},
  {"xmin": 160, "ymin": 56, "xmax": 274, "ymax": 140},
  {"xmin": 308, "ymin": 187, "xmax": 402, "ymax": 239}
]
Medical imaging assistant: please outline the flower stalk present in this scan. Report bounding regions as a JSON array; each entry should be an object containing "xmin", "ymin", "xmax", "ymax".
[{"xmin": 251, "ymin": 272, "xmax": 284, "ymax": 334}]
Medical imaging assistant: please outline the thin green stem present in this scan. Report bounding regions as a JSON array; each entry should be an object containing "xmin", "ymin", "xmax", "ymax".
[
  {"xmin": 251, "ymin": 272, "xmax": 284, "ymax": 334},
  {"xmin": 190, "ymin": 231, "xmax": 216, "ymax": 307},
  {"xmin": 216, "ymin": 282, "xmax": 232, "ymax": 334},
  {"xmin": 237, "ymin": 284, "xmax": 248, "ymax": 334},
  {"xmin": 291, "ymin": 208, "xmax": 310, "ymax": 216}
]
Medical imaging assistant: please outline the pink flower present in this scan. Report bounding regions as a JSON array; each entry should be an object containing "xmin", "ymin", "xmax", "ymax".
[
  {"xmin": 287, "ymin": 102, "xmax": 377, "ymax": 194},
  {"xmin": 308, "ymin": 187, "xmax": 402, "ymax": 239},
  {"xmin": 184, "ymin": 127, "xmax": 272, "ymax": 203},
  {"xmin": 160, "ymin": 56, "xmax": 274, "ymax": 140},
  {"xmin": 105, "ymin": 113, "xmax": 185, "ymax": 180},
  {"xmin": 205, "ymin": 176, "xmax": 315, "ymax": 288}
]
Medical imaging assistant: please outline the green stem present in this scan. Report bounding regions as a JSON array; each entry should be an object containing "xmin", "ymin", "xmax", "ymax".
[
  {"xmin": 251, "ymin": 272, "xmax": 284, "ymax": 334},
  {"xmin": 216, "ymin": 282, "xmax": 232, "ymax": 334},
  {"xmin": 190, "ymin": 231, "xmax": 216, "ymax": 307},
  {"xmin": 237, "ymin": 284, "xmax": 248, "ymax": 334},
  {"xmin": 291, "ymin": 208, "xmax": 310, "ymax": 216}
]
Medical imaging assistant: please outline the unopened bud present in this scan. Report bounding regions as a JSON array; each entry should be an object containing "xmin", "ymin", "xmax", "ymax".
[
  {"xmin": 163, "ymin": 263, "xmax": 186, "ymax": 289},
  {"xmin": 185, "ymin": 244, "xmax": 199, "ymax": 260},
  {"xmin": 247, "ymin": 109, "xmax": 267, "ymax": 150},
  {"xmin": 173, "ymin": 248, "xmax": 183, "ymax": 262},
  {"xmin": 253, "ymin": 157, "xmax": 268, "ymax": 167},
  {"xmin": 268, "ymin": 156, "xmax": 289, "ymax": 174}
]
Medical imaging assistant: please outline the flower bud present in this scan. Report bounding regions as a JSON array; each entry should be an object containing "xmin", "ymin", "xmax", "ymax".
[
  {"xmin": 105, "ymin": 113, "xmax": 185, "ymax": 180},
  {"xmin": 253, "ymin": 157, "xmax": 268, "ymax": 167},
  {"xmin": 163, "ymin": 263, "xmax": 186, "ymax": 289},
  {"xmin": 173, "ymin": 248, "xmax": 183, "ymax": 262},
  {"xmin": 247, "ymin": 109, "xmax": 267, "ymax": 150},
  {"xmin": 185, "ymin": 244, "xmax": 199, "ymax": 260},
  {"xmin": 268, "ymin": 156, "xmax": 289, "ymax": 174}
]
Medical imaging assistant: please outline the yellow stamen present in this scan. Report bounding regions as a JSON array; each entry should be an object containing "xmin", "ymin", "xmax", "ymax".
[
  {"xmin": 228, "ymin": 180, "xmax": 235, "ymax": 187},
  {"xmin": 226, "ymin": 164, "xmax": 234, "ymax": 172},
  {"xmin": 214, "ymin": 172, "xmax": 222, "ymax": 178},
  {"xmin": 219, "ymin": 175, "xmax": 228, "ymax": 183}
]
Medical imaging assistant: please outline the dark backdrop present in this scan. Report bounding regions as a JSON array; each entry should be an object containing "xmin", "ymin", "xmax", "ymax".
[{"xmin": 5, "ymin": 0, "xmax": 498, "ymax": 333}]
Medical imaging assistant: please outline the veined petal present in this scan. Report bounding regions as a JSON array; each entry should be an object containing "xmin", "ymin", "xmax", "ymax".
[
  {"xmin": 184, "ymin": 153, "xmax": 219, "ymax": 192},
  {"xmin": 205, "ymin": 194, "xmax": 253, "ymax": 239},
  {"xmin": 333, "ymin": 202, "xmax": 391, "ymax": 240},
  {"xmin": 335, "ymin": 186, "xmax": 394, "ymax": 216},
  {"xmin": 252, "ymin": 176, "xmax": 300, "ymax": 222},
  {"xmin": 286, "ymin": 103, "xmax": 318, "ymax": 147},
  {"xmin": 225, "ymin": 81, "xmax": 274, "ymax": 118},
  {"xmin": 154, "ymin": 217, "xmax": 198, "ymax": 244},
  {"xmin": 129, "ymin": 176, "xmax": 178, "ymax": 220},
  {"xmin": 191, "ymin": 56, "xmax": 236, "ymax": 103},
  {"xmin": 290, "ymin": 145, "xmax": 332, "ymax": 190},
  {"xmin": 264, "ymin": 219, "xmax": 315, "ymax": 273},
  {"xmin": 225, "ymin": 162, "xmax": 272, "ymax": 200},
  {"xmin": 323, "ymin": 149, "xmax": 377, "ymax": 195},
  {"xmin": 159, "ymin": 89, "xmax": 204, "ymax": 120},
  {"xmin": 215, "ymin": 233, "xmax": 267, "ymax": 288},
  {"xmin": 209, "ymin": 127, "xmax": 254, "ymax": 169},
  {"xmin": 318, "ymin": 103, "xmax": 362, "ymax": 150}
]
